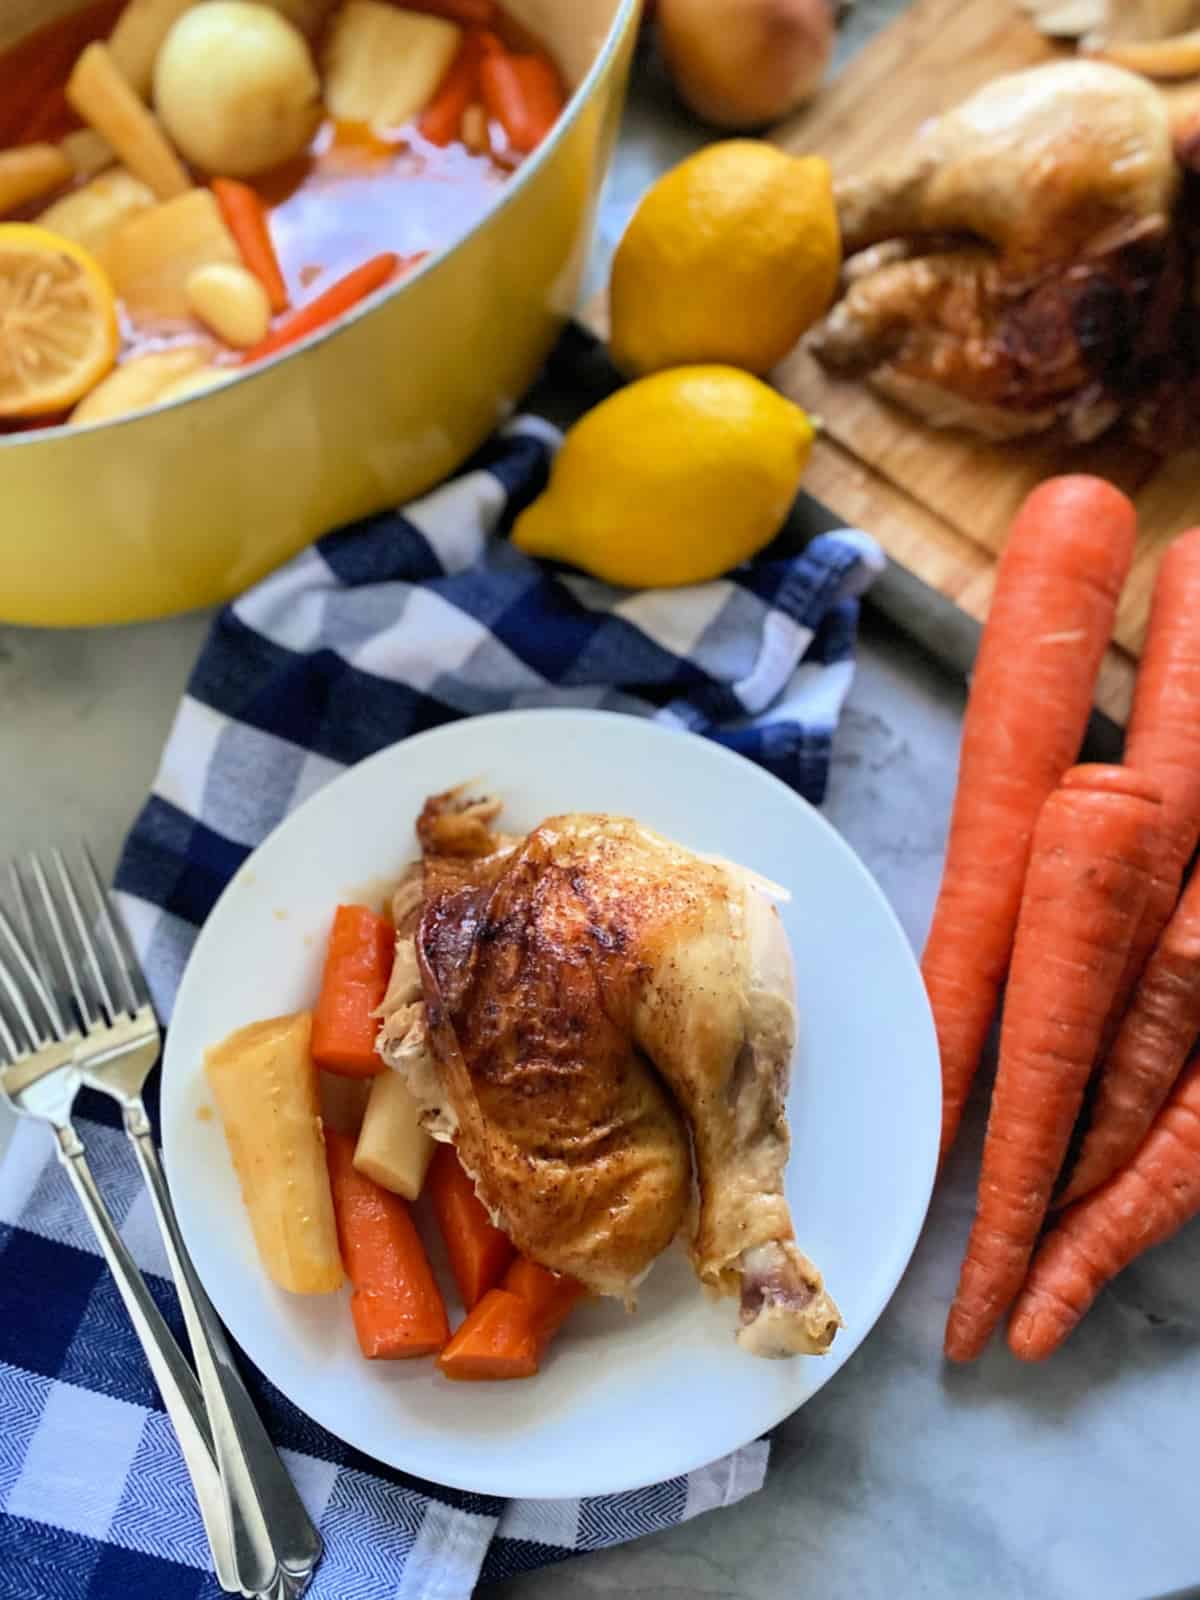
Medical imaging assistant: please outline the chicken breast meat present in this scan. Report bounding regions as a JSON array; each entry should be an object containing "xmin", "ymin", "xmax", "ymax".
[{"xmin": 377, "ymin": 790, "xmax": 841, "ymax": 1359}]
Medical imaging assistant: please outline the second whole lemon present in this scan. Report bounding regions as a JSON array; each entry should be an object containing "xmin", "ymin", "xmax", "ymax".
[
  {"xmin": 609, "ymin": 141, "xmax": 840, "ymax": 379},
  {"xmin": 511, "ymin": 366, "xmax": 814, "ymax": 589}
]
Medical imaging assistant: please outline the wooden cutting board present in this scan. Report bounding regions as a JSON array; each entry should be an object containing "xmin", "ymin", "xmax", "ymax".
[{"xmin": 769, "ymin": 0, "xmax": 1200, "ymax": 723}]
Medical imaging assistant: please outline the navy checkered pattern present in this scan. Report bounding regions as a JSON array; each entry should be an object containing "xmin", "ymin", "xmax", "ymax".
[{"xmin": 0, "ymin": 417, "xmax": 880, "ymax": 1598}]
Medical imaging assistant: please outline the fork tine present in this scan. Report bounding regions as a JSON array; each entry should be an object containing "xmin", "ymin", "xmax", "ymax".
[
  {"xmin": 0, "ymin": 943, "xmax": 46, "ymax": 1054},
  {"xmin": 8, "ymin": 865, "xmax": 66, "ymax": 1039},
  {"xmin": 32, "ymin": 854, "xmax": 96, "ymax": 1032},
  {"xmin": 0, "ymin": 901, "xmax": 62, "ymax": 1044},
  {"xmin": 81, "ymin": 844, "xmax": 145, "ymax": 1015},
  {"xmin": 0, "ymin": 1003, "xmax": 17, "ymax": 1064},
  {"xmin": 55, "ymin": 848, "xmax": 118, "ymax": 1025}
]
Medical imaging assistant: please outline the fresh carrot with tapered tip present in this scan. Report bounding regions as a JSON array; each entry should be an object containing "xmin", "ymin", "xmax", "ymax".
[
  {"xmin": 944, "ymin": 765, "xmax": 1162, "ymax": 1362},
  {"xmin": 1060, "ymin": 867, "xmax": 1200, "ymax": 1209},
  {"xmin": 502, "ymin": 1256, "xmax": 585, "ymax": 1354},
  {"xmin": 437, "ymin": 1288, "xmax": 539, "ymax": 1380},
  {"xmin": 922, "ymin": 477, "xmax": 1138, "ymax": 1165},
  {"xmin": 427, "ymin": 1143, "xmax": 515, "ymax": 1308},
  {"xmin": 1058, "ymin": 528, "xmax": 1200, "ymax": 1204},
  {"xmin": 325, "ymin": 1128, "xmax": 449, "ymax": 1359},
  {"xmin": 311, "ymin": 905, "xmax": 393, "ymax": 1078},
  {"xmin": 212, "ymin": 178, "xmax": 289, "ymax": 313},
  {"xmin": 1009, "ymin": 1053, "xmax": 1200, "ymax": 1360}
]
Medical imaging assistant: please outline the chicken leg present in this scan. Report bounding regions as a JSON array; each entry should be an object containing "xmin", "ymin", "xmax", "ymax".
[{"xmin": 381, "ymin": 792, "xmax": 841, "ymax": 1358}]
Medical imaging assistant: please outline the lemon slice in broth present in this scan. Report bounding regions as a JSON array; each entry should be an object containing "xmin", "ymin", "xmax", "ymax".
[{"xmin": 0, "ymin": 223, "xmax": 119, "ymax": 418}]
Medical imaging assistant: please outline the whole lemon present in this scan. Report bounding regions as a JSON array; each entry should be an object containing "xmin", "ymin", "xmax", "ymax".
[
  {"xmin": 609, "ymin": 141, "xmax": 840, "ymax": 378},
  {"xmin": 511, "ymin": 366, "xmax": 814, "ymax": 589}
]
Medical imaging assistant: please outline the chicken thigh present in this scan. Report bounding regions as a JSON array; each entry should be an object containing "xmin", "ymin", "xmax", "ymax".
[
  {"xmin": 379, "ymin": 791, "xmax": 841, "ymax": 1358},
  {"xmin": 809, "ymin": 60, "xmax": 1199, "ymax": 446}
]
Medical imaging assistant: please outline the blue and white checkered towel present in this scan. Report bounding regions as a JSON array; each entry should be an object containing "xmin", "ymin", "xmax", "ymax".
[{"xmin": 0, "ymin": 416, "xmax": 882, "ymax": 1599}]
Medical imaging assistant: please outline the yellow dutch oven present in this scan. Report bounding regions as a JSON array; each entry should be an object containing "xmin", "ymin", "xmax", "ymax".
[{"xmin": 0, "ymin": 0, "xmax": 638, "ymax": 626}]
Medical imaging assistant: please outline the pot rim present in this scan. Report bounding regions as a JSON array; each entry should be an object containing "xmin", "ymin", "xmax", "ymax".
[{"xmin": 1, "ymin": 0, "xmax": 639, "ymax": 454}]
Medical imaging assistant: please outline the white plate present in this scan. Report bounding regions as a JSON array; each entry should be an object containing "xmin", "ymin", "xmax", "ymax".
[{"xmin": 163, "ymin": 709, "xmax": 939, "ymax": 1500}]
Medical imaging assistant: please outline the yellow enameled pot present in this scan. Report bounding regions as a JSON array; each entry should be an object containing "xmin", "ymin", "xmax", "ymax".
[{"xmin": 0, "ymin": 0, "xmax": 637, "ymax": 625}]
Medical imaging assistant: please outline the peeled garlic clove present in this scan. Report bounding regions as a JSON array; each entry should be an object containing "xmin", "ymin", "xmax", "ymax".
[{"xmin": 186, "ymin": 261, "xmax": 272, "ymax": 348}]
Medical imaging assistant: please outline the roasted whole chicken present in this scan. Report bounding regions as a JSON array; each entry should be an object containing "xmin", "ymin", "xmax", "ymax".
[
  {"xmin": 378, "ymin": 791, "xmax": 842, "ymax": 1359},
  {"xmin": 809, "ymin": 60, "xmax": 1200, "ymax": 449}
]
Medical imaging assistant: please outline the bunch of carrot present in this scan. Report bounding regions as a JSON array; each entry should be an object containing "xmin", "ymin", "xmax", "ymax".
[
  {"xmin": 312, "ymin": 903, "xmax": 584, "ymax": 1378},
  {"xmin": 923, "ymin": 474, "xmax": 1200, "ymax": 1361}
]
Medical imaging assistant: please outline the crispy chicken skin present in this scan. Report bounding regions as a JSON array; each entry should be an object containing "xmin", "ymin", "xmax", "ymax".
[
  {"xmin": 810, "ymin": 60, "xmax": 1200, "ymax": 447},
  {"xmin": 379, "ymin": 790, "xmax": 841, "ymax": 1358}
]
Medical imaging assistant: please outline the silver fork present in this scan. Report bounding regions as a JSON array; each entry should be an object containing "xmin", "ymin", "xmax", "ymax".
[
  {"xmin": 0, "ymin": 851, "xmax": 323, "ymax": 1600},
  {"xmin": 0, "ymin": 867, "xmax": 240, "ymax": 1594}
]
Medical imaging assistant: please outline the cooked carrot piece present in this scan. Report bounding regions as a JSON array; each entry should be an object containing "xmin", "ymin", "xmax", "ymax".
[
  {"xmin": 326, "ymin": 1128, "xmax": 449, "ymax": 1358},
  {"xmin": 437, "ymin": 1288, "xmax": 539, "ymax": 1380},
  {"xmin": 419, "ymin": 32, "xmax": 482, "ymax": 146},
  {"xmin": 212, "ymin": 178, "xmax": 289, "ymax": 313},
  {"xmin": 502, "ymin": 1256, "xmax": 585, "ymax": 1353},
  {"xmin": 311, "ymin": 905, "xmax": 393, "ymax": 1077},
  {"xmin": 479, "ymin": 50, "xmax": 564, "ymax": 154},
  {"xmin": 1009, "ymin": 1053, "xmax": 1200, "ymax": 1360},
  {"xmin": 426, "ymin": 1143, "xmax": 514, "ymax": 1308},
  {"xmin": 944, "ymin": 765, "xmax": 1162, "ymax": 1362},
  {"xmin": 242, "ymin": 252, "xmax": 425, "ymax": 365},
  {"xmin": 921, "ymin": 477, "xmax": 1138, "ymax": 1165},
  {"xmin": 405, "ymin": 0, "xmax": 496, "ymax": 25}
]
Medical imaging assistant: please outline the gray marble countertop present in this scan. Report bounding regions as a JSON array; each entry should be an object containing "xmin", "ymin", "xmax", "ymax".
[{"xmin": 3, "ymin": 6, "xmax": 1199, "ymax": 1598}]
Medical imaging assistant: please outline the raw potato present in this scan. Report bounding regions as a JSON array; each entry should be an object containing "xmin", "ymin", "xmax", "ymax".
[
  {"xmin": 205, "ymin": 1010, "xmax": 344, "ymax": 1294},
  {"xmin": 106, "ymin": 187, "xmax": 239, "ymax": 319},
  {"xmin": 59, "ymin": 129, "xmax": 115, "ymax": 178},
  {"xmin": 108, "ymin": 0, "xmax": 198, "ymax": 97},
  {"xmin": 38, "ymin": 169, "xmax": 155, "ymax": 268},
  {"xmin": 0, "ymin": 145, "xmax": 72, "ymax": 217},
  {"xmin": 185, "ymin": 261, "xmax": 271, "ymax": 348},
  {"xmin": 154, "ymin": 3, "xmax": 321, "ymax": 178},
  {"xmin": 67, "ymin": 42, "xmax": 190, "ymax": 200},
  {"xmin": 353, "ymin": 1070, "xmax": 435, "ymax": 1199},
  {"xmin": 71, "ymin": 345, "xmax": 213, "ymax": 424},
  {"xmin": 324, "ymin": 1, "xmax": 461, "ymax": 132}
]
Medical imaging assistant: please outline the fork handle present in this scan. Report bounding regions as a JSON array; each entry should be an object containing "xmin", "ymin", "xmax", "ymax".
[
  {"xmin": 124, "ymin": 1105, "xmax": 322, "ymax": 1597},
  {"xmin": 54, "ymin": 1126, "xmax": 242, "ymax": 1596}
]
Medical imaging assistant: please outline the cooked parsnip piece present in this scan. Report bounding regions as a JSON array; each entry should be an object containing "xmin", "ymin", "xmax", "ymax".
[
  {"xmin": 186, "ymin": 262, "xmax": 271, "ymax": 348},
  {"xmin": 205, "ymin": 1011, "xmax": 344, "ymax": 1294},
  {"xmin": 59, "ymin": 129, "xmax": 115, "ymax": 179},
  {"xmin": 108, "ymin": 0, "xmax": 198, "ymax": 97},
  {"xmin": 39, "ymin": 169, "xmax": 155, "ymax": 268},
  {"xmin": 67, "ymin": 42, "xmax": 190, "ymax": 200},
  {"xmin": 155, "ymin": 4, "xmax": 321, "ymax": 178},
  {"xmin": 0, "ymin": 145, "xmax": 72, "ymax": 217},
  {"xmin": 156, "ymin": 365, "xmax": 237, "ymax": 402},
  {"xmin": 354, "ymin": 1070, "xmax": 436, "ymax": 1199},
  {"xmin": 71, "ymin": 345, "xmax": 213, "ymax": 425},
  {"xmin": 324, "ymin": 1, "xmax": 461, "ymax": 132},
  {"xmin": 107, "ymin": 188, "xmax": 239, "ymax": 319}
]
